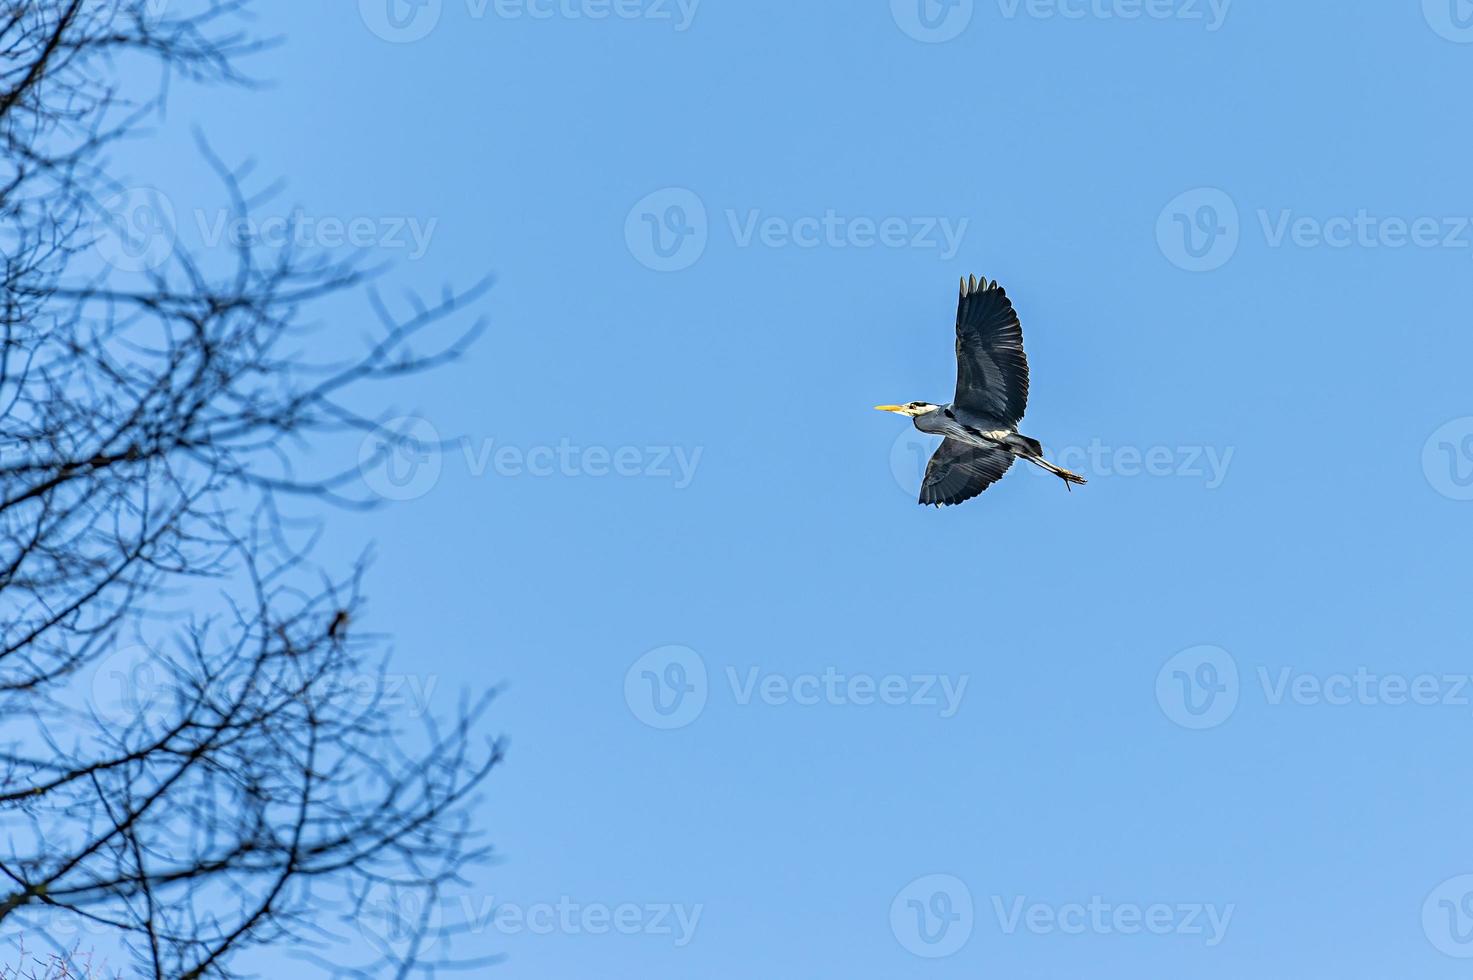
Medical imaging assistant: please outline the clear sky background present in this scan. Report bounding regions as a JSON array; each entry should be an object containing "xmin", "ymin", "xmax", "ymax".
[{"xmin": 86, "ymin": 0, "xmax": 1473, "ymax": 976}]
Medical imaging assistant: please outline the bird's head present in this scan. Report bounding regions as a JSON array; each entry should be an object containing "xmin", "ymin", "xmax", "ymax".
[{"xmin": 874, "ymin": 402, "xmax": 941, "ymax": 418}]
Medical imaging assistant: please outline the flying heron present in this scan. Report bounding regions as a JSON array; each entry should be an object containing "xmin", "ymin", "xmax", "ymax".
[{"xmin": 876, "ymin": 275, "xmax": 1086, "ymax": 506}]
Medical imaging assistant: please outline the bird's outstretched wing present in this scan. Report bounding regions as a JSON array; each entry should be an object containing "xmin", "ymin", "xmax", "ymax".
[
  {"xmin": 920, "ymin": 438, "xmax": 1015, "ymax": 506},
  {"xmin": 954, "ymin": 275, "xmax": 1029, "ymax": 427}
]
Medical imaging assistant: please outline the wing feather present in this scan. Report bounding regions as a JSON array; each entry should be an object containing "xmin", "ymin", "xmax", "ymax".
[
  {"xmin": 954, "ymin": 276, "xmax": 1029, "ymax": 426},
  {"xmin": 919, "ymin": 438, "xmax": 1015, "ymax": 507}
]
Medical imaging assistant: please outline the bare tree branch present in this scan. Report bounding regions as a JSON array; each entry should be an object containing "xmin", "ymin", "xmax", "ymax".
[{"xmin": 2, "ymin": 3, "xmax": 499, "ymax": 976}]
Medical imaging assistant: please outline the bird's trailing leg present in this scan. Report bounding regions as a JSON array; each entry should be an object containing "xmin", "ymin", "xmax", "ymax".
[{"xmin": 1020, "ymin": 453, "xmax": 1087, "ymax": 491}]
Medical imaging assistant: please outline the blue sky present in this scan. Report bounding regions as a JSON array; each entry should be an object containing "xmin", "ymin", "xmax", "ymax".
[{"xmin": 80, "ymin": 0, "xmax": 1473, "ymax": 976}]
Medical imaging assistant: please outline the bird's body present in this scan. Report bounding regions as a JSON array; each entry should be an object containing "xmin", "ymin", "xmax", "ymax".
[{"xmin": 876, "ymin": 275, "xmax": 1086, "ymax": 506}]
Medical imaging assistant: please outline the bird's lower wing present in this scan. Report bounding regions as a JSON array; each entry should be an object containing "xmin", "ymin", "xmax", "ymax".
[{"xmin": 919, "ymin": 438, "xmax": 1015, "ymax": 507}]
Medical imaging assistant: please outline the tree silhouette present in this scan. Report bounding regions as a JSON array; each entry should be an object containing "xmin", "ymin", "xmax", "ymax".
[{"xmin": 1, "ymin": 2, "xmax": 499, "ymax": 975}]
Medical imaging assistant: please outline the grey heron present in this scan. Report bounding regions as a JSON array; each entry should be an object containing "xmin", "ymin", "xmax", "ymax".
[{"xmin": 877, "ymin": 275, "xmax": 1086, "ymax": 506}]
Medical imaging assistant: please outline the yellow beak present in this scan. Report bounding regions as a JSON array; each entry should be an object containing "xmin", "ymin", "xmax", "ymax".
[{"xmin": 874, "ymin": 405, "xmax": 904, "ymax": 414}]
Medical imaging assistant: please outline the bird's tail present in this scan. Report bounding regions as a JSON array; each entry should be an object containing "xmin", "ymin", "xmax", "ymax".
[{"xmin": 1019, "ymin": 451, "xmax": 1087, "ymax": 491}]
